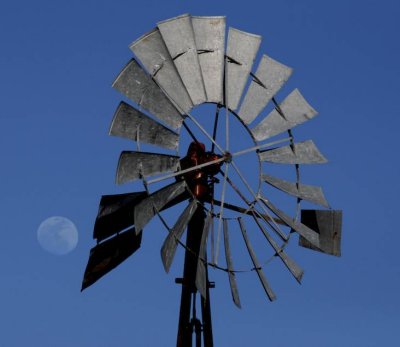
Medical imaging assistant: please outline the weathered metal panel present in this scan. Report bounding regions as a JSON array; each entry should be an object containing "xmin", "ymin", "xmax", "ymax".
[
  {"xmin": 196, "ymin": 212, "xmax": 212, "ymax": 298},
  {"xmin": 158, "ymin": 14, "xmax": 206, "ymax": 106},
  {"xmin": 259, "ymin": 140, "xmax": 327, "ymax": 164},
  {"xmin": 262, "ymin": 174, "xmax": 330, "ymax": 208},
  {"xmin": 238, "ymin": 218, "xmax": 276, "ymax": 301},
  {"xmin": 192, "ymin": 16, "xmax": 225, "ymax": 104},
  {"xmin": 239, "ymin": 55, "xmax": 292, "ymax": 124},
  {"xmin": 252, "ymin": 89, "xmax": 318, "ymax": 141},
  {"xmin": 93, "ymin": 192, "xmax": 147, "ymax": 242},
  {"xmin": 223, "ymin": 219, "xmax": 241, "ymax": 308},
  {"xmin": 116, "ymin": 151, "xmax": 179, "ymax": 184},
  {"xmin": 109, "ymin": 101, "xmax": 179, "ymax": 150},
  {"xmin": 134, "ymin": 181, "xmax": 187, "ymax": 234},
  {"xmin": 161, "ymin": 199, "xmax": 199, "ymax": 272},
  {"xmin": 225, "ymin": 27, "xmax": 261, "ymax": 110},
  {"xmin": 112, "ymin": 58, "xmax": 183, "ymax": 129},
  {"xmin": 130, "ymin": 28, "xmax": 193, "ymax": 114},
  {"xmin": 81, "ymin": 227, "xmax": 142, "ymax": 291},
  {"xmin": 299, "ymin": 210, "xmax": 342, "ymax": 256}
]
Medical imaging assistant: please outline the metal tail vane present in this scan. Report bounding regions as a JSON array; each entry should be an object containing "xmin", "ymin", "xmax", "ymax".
[{"xmin": 82, "ymin": 14, "xmax": 343, "ymax": 347}]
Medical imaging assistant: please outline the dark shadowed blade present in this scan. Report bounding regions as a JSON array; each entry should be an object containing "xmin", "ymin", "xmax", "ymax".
[
  {"xmin": 116, "ymin": 151, "xmax": 180, "ymax": 184},
  {"xmin": 81, "ymin": 227, "xmax": 142, "ymax": 291},
  {"xmin": 130, "ymin": 28, "xmax": 193, "ymax": 114},
  {"xmin": 223, "ymin": 219, "xmax": 241, "ymax": 308},
  {"xmin": 259, "ymin": 140, "xmax": 327, "ymax": 164},
  {"xmin": 112, "ymin": 58, "xmax": 183, "ymax": 129},
  {"xmin": 238, "ymin": 218, "xmax": 276, "ymax": 301},
  {"xmin": 225, "ymin": 28, "xmax": 261, "ymax": 110},
  {"xmin": 262, "ymin": 174, "xmax": 330, "ymax": 208},
  {"xmin": 195, "ymin": 212, "xmax": 212, "ymax": 298},
  {"xmin": 161, "ymin": 199, "xmax": 199, "ymax": 272},
  {"xmin": 109, "ymin": 101, "xmax": 179, "ymax": 150},
  {"xmin": 134, "ymin": 181, "xmax": 187, "ymax": 234},
  {"xmin": 239, "ymin": 55, "xmax": 292, "ymax": 124},
  {"xmin": 192, "ymin": 16, "xmax": 226, "ymax": 104},
  {"xmin": 251, "ymin": 89, "xmax": 318, "ymax": 141},
  {"xmin": 93, "ymin": 192, "xmax": 147, "ymax": 242},
  {"xmin": 158, "ymin": 14, "xmax": 206, "ymax": 106},
  {"xmin": 252, "ymin": 214, "xmax": 304, "ymax": 283},
  {"xmin": 299, "ymin": 210, "xmax": 342, "ymax": 256}
]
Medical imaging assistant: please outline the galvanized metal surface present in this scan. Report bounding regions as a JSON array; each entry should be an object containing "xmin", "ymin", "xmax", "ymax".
[
  {"xmin": 130, "ymin": 28, "xmax": 193, "ymax": 114},
  {"xmin": 259, "ymin": 140, "xmax": 327, "ymax": 164},
  {"xmin": 112, "ymin": 58, "xmax": 183, "ymax": 129},
  {"xmin": 225, "ymin": 28, "xmax": 261, "ymax": 110},
  {"xmin": 116, "ymin": 151, "xmax": 180, "ymax": 184},
  {"xmin": 192, "ymin": 16, "xmax": 225, "ymax": 103},
  {"xmin": 161, "ymin": 199, "xmax": 199, "ymax": 272},
  {"xmin": 239, "ymin": 55, "xmax": 292, "ymax": 125},
  {"xmin": 158, "ymin": 14, "xmax": 206, "ymax": 106},
  {"xmin": 252, "ymin": 89, "xmax": 318, "ymax": 141},
  {"xmin": 262, "ymin": 174, "xmax": 330, "ymax": 208},
  {"xmin": 109, "ymin": 101, "xmax": 179, "ymax": 150},
  {"xmin": 238, "ymin": 218, "xmax": 276, "ymax": 301},
  {"xmin": 134, "ymin": 181, "xmax": 187, "ymax": 234},
  {"xmin": 195, "ymin": 212, "xmax": 212, "ymax": 298},
  {"xmin": 223, "ymin": 219, "xmax": 241, "ymax": 308}
]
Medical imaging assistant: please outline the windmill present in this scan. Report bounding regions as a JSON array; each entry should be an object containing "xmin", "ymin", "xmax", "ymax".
[{"xmin": 82, "ymin": 14, "xmax": 343, "ymax": 347}]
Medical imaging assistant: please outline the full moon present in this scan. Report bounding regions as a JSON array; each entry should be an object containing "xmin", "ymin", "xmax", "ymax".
[{"xmin": 37, "ymin": 216, "xmax": 78, "ymax": 255}]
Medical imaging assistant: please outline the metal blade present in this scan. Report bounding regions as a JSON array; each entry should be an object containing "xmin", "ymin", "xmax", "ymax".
[
  {"xmin": 259, "ymin": 197, "xmax": 320, "ymax": 249},
  {"xmin": 259, "ymin": 140, "xmax": 327, "ymax": 164},
  {"xmin": 299, "ymin": 210, "xmax": 342, "ymax": 256},
  {"xmin": 225, "ymin": 28, "xmax": 261, "ymax": 110},
  {"xmin": 195, "ymin": 212, "xmax": 212, "ymax": 298},
  {"xmin": 262, "ymin": 174, "xmax": 330, "ymax": 208},
  {"xmin": 93, "ymin": 192, "xmax": 147, "ymax": 242},
  {"xmin": 134, "ymin": 181, "xmax": 187, "ymax": 234},
  {"xmin": 81, "ymin": 227, "xmax": 142, "ymax": 291},
  {"xmin": 161, "ymin": 199, "xmax": 199, "ymax": 272},
  {"xmin": 223, "ymin": 219, "xmax": 241, "ymax": 308},
  {"xmin": 112, "ymin": 58, "xmax": 183, "ymax": 129},
  {"xmin": 109, "ymin": 101, "xmax": 179, "ymax": 150},
  {"xmin": 238, "ymin": 218, "xmax": 276, "ymax": 301},
  {"xmin": 116, "ymin": 151, "xmax": 179, "ymax": 184},
  {"xmin": 158, "ymin": 14, "xmax": 206, "ymax": 106},
  {"xmin": 252, "ymin": 89, "xmax": 318, "ymax": 141},
  {"xmin": 239, "ymin": 55, "xmax": 292, "ymax": 124},
  {"xmin": 252, "ymin": 214, "xmax": 304, "ymax": 283},
  {"xmin": 130, "ymin": 28, "xmax": 193, "ymax": 114},
  {"xmin": 192, "ymin": 16, "xmax": 226, "ymax": 103}
]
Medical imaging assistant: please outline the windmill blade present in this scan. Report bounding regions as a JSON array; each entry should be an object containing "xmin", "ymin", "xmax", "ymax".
[
  {"xmin": 130, "ymin": 28, "xmax": 193, "ymax": 114},
  {"xmin": 93, "ymin": 192, "xmax": 147, "ymax": 242},
  {"xmin": 110, "ymin": 101, "xmax": 179, "ymax": 150},
  {"xmin": 161, "ymin": 199, "xmax": 199, "ymax": 272},
  {"xmin": 116, "ymin": 151, "xmax": 180, "ymax": 185},
  {"xmin": 299, "ymin": 210, "xmax": 342, "ymax": 256},
  {"xmin": 195, "ymin": 212, "xmax": 212, "ymax": 298},
  {"xmin": 262, "ymin": 174, "xmax": 330, "ymax": 208},
  {"xmin": 225, "ymin": 28, "xmax": 261, "ymax": 110},
  {"xmin": 223, "ymin": 219, "xmax": 241, "ymax": 308},
  {"xmin": 112, "ymin": 58, "xmax": 183, "ymax": 129},
  {"xmin": 81, "ymin": 227, "xmax": 142, "ymax": 291},
  {"xmin": 158, "ymin": 14, "xmax": 206, "ymax": 106},
  {"xmin": 192, "ymin": 16, "xmax": 226, "ymax": 104},
  {"xmin": 252, "ymin": 213, "xmax": 304, "ymax": 283},
  {"xmin": 238, "ymin": 218, "xmax": 276, "ymax": 301},
  {"xmin": 259, "ymin": 197, "xmax": 320, "ymax": 249},
  {"xmin": 259, "ymin": 140, "xmax": 327, "ymax": 164},
  {"xmin": 134, "ymin": 181, "xmax": 187, "ymax": 234},
  {"xmin": 239, "ymin": 55, "xmax": 292, "ymax": 125},
  {"xmin": 252, "ymin": 89, "xmax": 318, "ymax": 141}
]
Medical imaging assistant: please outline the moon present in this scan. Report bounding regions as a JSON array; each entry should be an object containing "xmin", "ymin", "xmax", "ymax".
[{"xmin": 37, "ymin": 216, "xmax": 78, "ymax": 255}]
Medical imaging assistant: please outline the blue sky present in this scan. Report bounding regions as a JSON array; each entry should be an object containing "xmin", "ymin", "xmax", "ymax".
[{"xmin": 1, "ymin": 0, "xmax": 399, "ymax": 346}]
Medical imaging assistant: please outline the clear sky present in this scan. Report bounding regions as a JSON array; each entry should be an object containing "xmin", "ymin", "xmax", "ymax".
[{"xmin": 1, "ymin": 0, "xmax": 399, "ymax": 346}]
